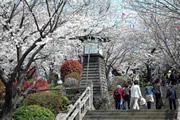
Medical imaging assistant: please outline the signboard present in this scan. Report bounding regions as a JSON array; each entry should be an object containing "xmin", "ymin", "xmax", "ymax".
[{"xmin": 84, "ymin": 43, "xmax": 98, "ymax": 54}]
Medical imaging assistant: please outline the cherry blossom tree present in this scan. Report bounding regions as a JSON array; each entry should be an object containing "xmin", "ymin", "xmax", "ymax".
[
  {"xmin": 0, "ymin": 0, "xmax": 68, "ymax": 119},
  {"xmin": 125, "ymin": 0, "xmax": 180, "ymax": 72},
  {"xmin": 0, "ymin": 0, "xmax": 123, "ymax": 119}
]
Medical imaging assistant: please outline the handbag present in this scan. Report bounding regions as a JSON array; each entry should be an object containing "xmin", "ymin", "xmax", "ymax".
[{"xmin": 140, "ymin": 97, "xmax": 146, "ymax": 106}]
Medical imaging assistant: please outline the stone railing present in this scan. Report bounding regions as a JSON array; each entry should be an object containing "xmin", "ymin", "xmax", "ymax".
[
  {"xmin": 177, "ymin": 98, "xmax": 180, "ymax": 120},
  {"xmin": 56, "ymin": 82, "xmax": 94, "ymax": 120}
]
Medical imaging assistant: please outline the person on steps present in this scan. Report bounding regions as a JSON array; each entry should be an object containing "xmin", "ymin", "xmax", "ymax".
[
  {"xmin": 166, "ymin": 85, "xmax": 177, "ymax": 110},
  {"xmin": 131, "ymin": 80, "xmax": 142, "ymax": 110},
  {"xmin": 123, "ymin": 83, "xmax": 131, "ymax": 110},
  {"xmin": 145, "ymin": 82, "xmax": 154, "ymax": 109},
  {"xmin": 153, "ymin": 78, "xmax": 163, "ymax": 109},
  {"xmin": 113, "ymin": 85, "xmax": 123, "ymax": 110}
]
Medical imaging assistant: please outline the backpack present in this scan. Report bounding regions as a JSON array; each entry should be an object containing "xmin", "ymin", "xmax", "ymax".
[{"xmin": 115, "ymin": 89, "xmax": 120, "ymax": 97}]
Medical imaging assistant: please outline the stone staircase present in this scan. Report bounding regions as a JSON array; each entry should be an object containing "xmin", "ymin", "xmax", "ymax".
[
  {"xmin": 83, "ymin": 85, "xmax": 180, "ymax": 120},
  {"xmin": 83, "ymin": 109, "xmax": 177, "ymax": 120}
]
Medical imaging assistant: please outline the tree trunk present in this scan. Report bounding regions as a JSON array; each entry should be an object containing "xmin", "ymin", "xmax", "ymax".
[
  {"xmin": 106, "ymin": 65, "xmax": 111, "ymax": 86},
  {"xmin": 145, "ymin": 63, "xmax": 152, "ymax": 82},
  {"xmin": 0, "ymin": 81, "xmax": 16, "ymax": 120}
]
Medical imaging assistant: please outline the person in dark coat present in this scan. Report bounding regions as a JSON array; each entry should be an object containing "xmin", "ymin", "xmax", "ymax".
[
  {"xmin": 166, "ymin": 85, "xmax": 177, "ymax": 110},
  {"xmin": 153, "ymin": 78, "xmax": 162, "ymax": 109},
  {"xmin": 123, "ymin": 83, "xmax": 131, "ymax": 110},
  {"xmin": 170, "ymin": 71, "xmax": 176, "ymax": 85}
]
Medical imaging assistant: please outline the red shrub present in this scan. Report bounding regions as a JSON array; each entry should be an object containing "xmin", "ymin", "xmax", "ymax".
[
  {"xmin": 29, "ymin": 79, "xmax": 48, "ymax": 89},
  {"xmin": 60, "ymin": 59, "xmax": 82, "ymax": 82},
  {"xmin": 13, "ymin": 79, "xmax": 48, "ymax": 95},
  {"xmin": 13, "ymin": 80, "xmax": 30, "ymax": 90}
]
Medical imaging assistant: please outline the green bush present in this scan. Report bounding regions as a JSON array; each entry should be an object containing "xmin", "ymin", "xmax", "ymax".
[
  {"xmin": 64, "ymin": 72, "xmax": 80, "ymax": 81},
  {"xmin": 12, "ymin": 105, "xmax": 55, "ymax": 120},
  {"xmin": 24, "ymin": 91, "xmax": 71, "ymax": 114},
  {"xmin": 55, "ymin": 85, "xmax": 64, "ymax": 89},
  {"xmin": 60, "ymin": 96, "xmax": 71, "ymax": 111}
]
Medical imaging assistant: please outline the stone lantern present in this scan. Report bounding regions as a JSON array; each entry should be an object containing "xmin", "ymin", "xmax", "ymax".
[{"xmin": 79, "ymin": 35, "xmax": 109, "ymax": 97}]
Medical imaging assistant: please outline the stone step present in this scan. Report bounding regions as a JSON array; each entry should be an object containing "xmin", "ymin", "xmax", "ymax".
[
  {"xmin": 80, "ymin": 81, "xmax": 106, "ymax": 85},
  {"xmin": 83, "ymin": 59, "xmax": 98, "ymax": 63},
  {"xmin": 80, "ymin": 84, "xmax": 100, "ymax": 87},
  {"xmin": 83, "ymin": 62, "xmax": 98, "ymax": 65},
  {"xmin": 83, "ymin": 64, "xmax": 98, "ymax": 67},
  {"xmin": 81, "ymin": 72, "xmax": 99, "ymax": 77},
  {"xmin": 83, "ymin": 110, "xmax": 177, "ymax": 120},
  {"xmin": 87, "ymin": 109, "xmax": 176, "ymax": 112},
  {"xmin": 80, "ymin": 79, "xmax": 100, "ymax": 83},
  {"xmin": 84, "ymin": 115, "xmax": 175, "ymax": 119},
  {"xmin": 83, "ymin": 68, "xmax": 99, "ymax": 71},
  {"xmin": 81, "ymin": 76, "xmax": 99, "ymax": 79},
  {"xmin": 83, "ymin": 117, "xmax": 176, "ymax": 120},
  {"xmin": 86, "ymin": 110, "xmax": 177, "ymax": 114},
  {"xmin": 82, "ymin": 70, "xmax": 99, "ymax": 73},
  {"xmin": 80, "ymin": 79, "xmax": 100, "ymax": 82}
]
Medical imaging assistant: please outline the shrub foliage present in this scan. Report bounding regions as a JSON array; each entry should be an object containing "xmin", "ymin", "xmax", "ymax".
[
  {"xmin": 65, "ymin": 72, "xmax": 80, "ymax": 81},
  {"xmin": 64, "ymin": 77, "xmax": 79, "ymax": 87},
  {"xmin": 24, "ymin": 91, "xmax": 71, "ymax": 114},
  {"xmin": 12, "ymin": 105, "xmax": 55, "ymax": 120}
]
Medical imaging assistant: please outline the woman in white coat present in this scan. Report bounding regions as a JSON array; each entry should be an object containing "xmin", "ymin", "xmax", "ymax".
[{"xmin": 131, "ymin": 80, "xmax": 142, "ymax": 110}]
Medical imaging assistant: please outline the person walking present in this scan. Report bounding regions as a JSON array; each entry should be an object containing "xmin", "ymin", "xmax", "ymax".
[
  {"xmin": 113, "ymin": 85, "xmax": 123, "ymax": 110},
  {"xmin": 166, "ymin": 85, "xmax": 177, "ymax": 110},
  {"xmin": 123, "ymin": 83, "xmax": 131, "ymax": 110},
  {"xmin": 153, "ymin": 78, "xmax": 163, "ymax": 109},
  {"xmin": 145, "ymin": 82, "xmax": 154, "ymax": 109},
  {"xmin": 131, "ymin": 80, "xmax": 142, "ymax": 110}
]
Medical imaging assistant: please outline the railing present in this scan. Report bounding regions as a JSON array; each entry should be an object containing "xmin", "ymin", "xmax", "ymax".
[
  {"xmin": 177, "ymin": 98, "xmax": 180, "ymax": 120},
  {"xmin": 56, "ymin": 82, "xmax": 94, "ymax": 120}
]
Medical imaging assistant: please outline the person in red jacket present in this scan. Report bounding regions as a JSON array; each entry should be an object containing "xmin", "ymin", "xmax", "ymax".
[{"xmin": 113, "ymin": 85, "xmax": 123, "ymax": 109}]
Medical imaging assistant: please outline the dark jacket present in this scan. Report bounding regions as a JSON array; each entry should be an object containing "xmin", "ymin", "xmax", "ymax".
[
  {"xmin": 153, "ymin": 83, "xmax": 162, "ymax": 94},
  {"xmin": 123, "ymin": 87, "xmax": 131, "ymax": 100},
  {"xmin": 166, "ymin": 88, "xmax": 177, "ymax": 100}
]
